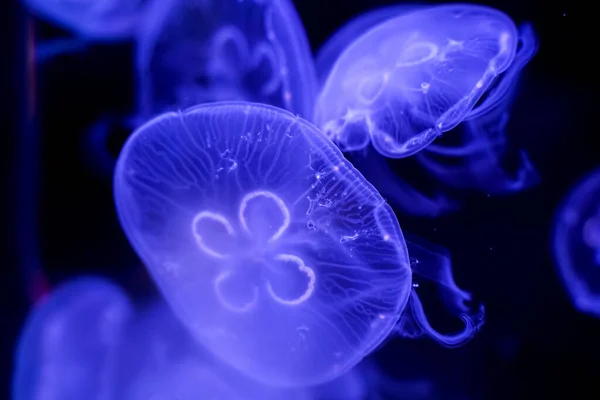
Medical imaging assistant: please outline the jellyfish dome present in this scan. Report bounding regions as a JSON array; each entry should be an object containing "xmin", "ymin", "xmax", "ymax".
[
  {"xmin": 113, "ymin": 101, "xmax": 413, "ymax": 387},
  {"xmin": 22, "ymin": 0, "xmax": 146, "ymax": 40},
  {"xmin": 314, "ymin": 3, "xmax": 520, "ymax": 158},
  {"xmin": 12, "ymin": 276, "xmax": 132, "ymax": 400},
  {"xmin": 553, "ymin": 168, "xmax": 600, "ymax": 318},
  {"xmin": 136, "ymin": 0, "xmax": 317, "ymax": 120}
]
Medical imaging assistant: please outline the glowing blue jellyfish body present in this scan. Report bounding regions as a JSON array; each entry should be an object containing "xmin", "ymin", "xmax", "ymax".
[
  {"xmin": 12, "ymin": 276, "xmax": 131, "ymax": 400},
  {"xmin": 136, "ymin": 0, "xmax": 316, "ymax": 119},
  {"xmin": 314, "ymin": 4, "xmax": 519, "ymax": 158},
  {"xmin": 114, "ymin": 101, "xmax": 483, "ymax": 387},
  {"xmin": 23, "ymin": 0, "xmax": 145, "ymax": 40},
  {"xmin": 114, "ymin": 101, "xmax": 412, "ymax": 386},
  {"xmin": 553, "ymin": 169, "xmax": 600, "ymax": 317},
  {"xmin": 416, "ymin": 23, "xmax": 539, "ymax": 194}
]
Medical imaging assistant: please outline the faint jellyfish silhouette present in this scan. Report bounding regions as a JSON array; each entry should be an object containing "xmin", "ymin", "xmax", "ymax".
[
  {"xmin": 12, "ymin": 276, "xmax": 131, "ymax": 400},
  {"xmin": 416, "ymin": 23, "xmax": 539, "ymax": 194},
  {"xmin": 118, "ymin": 302, "xmax": 311, "ymax": 400},
  {"xmin": 114, "ymin": 102, "xmax": 483, "ymax": 387},
  {"xmin": 136, "ymin": 0, "xmax": 317, "ymax": 119},
  {"xmin": 314, "ymin": 4, "xmax": 520, "ymax": 158},
  {"xmin": 23, "ymin": 0, "xmax": 147, "ymax": 41},
  {"xmin": 553, "ymin": 169, "xmax": 600, "ymax": 317}
]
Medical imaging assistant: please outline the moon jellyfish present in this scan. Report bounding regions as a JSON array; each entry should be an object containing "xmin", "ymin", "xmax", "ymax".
[
  {"xmin": 117, "ymin": 303, "xmax": 310, "ymax": 400},
  {"xmin": 416, "ymin": 23, "xmax": 539, "ymax": 194},
  {"xmin": 114, "ymin": 102, "xmax": 483, "ymax": 387},
  {"xmin": 553, "ymin": 169, "xmax": 600, "ymax": 318},
  {"xmin": 12, "ymin": 276, "xmax": 131, "ymax": 400},
  {"xmin": 314, "ymin": 4, "xmax": 520, "ymax": 158},
  {"xmin": 136, "ymin": 0, "xmax": 317, "ymax": 119},
  {"xmin": 23, "ymin": 0, "xmax": 147, "ymax": 41}
]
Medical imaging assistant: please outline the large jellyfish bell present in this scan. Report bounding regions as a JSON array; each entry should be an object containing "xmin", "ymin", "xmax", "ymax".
[
  {"xmin": 314, "ymin": 3, "xmax": 520, "ymax": 158},
  {"xmin": 114, "ymin": 102, "xmax": 483, "ymax": 387},
  {"xmin": 136, "ymin": 0, "xmax": 317, "ymax": 119},
  {"xmin": 553, "ymin": 169, "xmax": 600, "ymax": 318},
  {"xmin": 114, "ymin": 101, "xmax": 413, "ymax": 387}
]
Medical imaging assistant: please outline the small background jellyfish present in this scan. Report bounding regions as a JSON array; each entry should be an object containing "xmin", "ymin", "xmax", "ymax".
[
  {"xmin": 314, "ymin": 3, "xmax": 521, "ymax": 158},
  {"xmin": 553, "ymin": 169, "xmax": 600, "ymax": 318},
  {"xmin": 314, "ymin": 4, "xmax": 539, "ymax": 217},
  {"xmin": 136, "ymin": 0, "xmax": 317, "ymax": 120}
]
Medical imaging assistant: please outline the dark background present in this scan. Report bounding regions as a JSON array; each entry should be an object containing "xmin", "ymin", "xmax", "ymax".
[{"xmin": 3, "ymin": 0, "xmax": 598, "ymax": 398}]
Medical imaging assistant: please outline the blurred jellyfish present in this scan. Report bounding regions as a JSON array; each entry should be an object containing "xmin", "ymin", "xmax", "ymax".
[
  {"xmin": 116, "ymin": 302, "xmax": 310, "ymax": 400},
  {"xmin": 416, "ymin": 23, "xmax": 539, "ymax": 194},
  {"xmin": 314, "ymin": 4, "xmax": 520, "ymax": 158},
  {"xmin": 113, "ymin": 102, "xmax": 483, "ymax": 387},
  {"xmin": 136, "ymin": 0, "xmax": 317, "ymax": 119},
  {"xmin": 12, "ymin": 276, "xmax": 131, "ymax": 400},
  {"xmin": 23, "ymin": 0, "xmax": 147, "ymax": 41},
  {"xmin": 553, "ymin": 169, "xmax": 600, "ymax": 318}
]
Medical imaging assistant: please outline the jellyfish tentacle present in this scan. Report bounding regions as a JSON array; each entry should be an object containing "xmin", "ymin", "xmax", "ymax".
[
  {"xmin": 403, "ymin": 291, "xmax": 485, "ymax": 347},
  {"xmin": 401, "ymin": 233, "xmax": 485, "ymax": 346}
]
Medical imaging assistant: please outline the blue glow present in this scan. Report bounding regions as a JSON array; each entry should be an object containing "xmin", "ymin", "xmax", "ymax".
[
  {"xmin": 402, "ymin": 234, "xmax": 485, "ymax": 347},
  {"xmin": 314, "ymin": 3, "xmax": 519, "ymax": 158},
  {"xmin": 553, "ymin": 169, "xmax": 600, "ymax": 318},
  {"xmin": 113, "ymin": 101, "xmax": 413, "ymax": 387},
  {"xmin": 114, "ymin": 101, "xmax": 484, "ymax": 387},
  {"xmin": 416, "ymin": 23, "xmax": 539, "ymax": 194},
  {"xmin": 23, "ymin": 0, "xmax": 146, "ymax": 40},
  {"xmin": 12, "ymin": 276, "xmax": 131, "ymax": 400},
  {"xmin": 136, "ymin": 0, "xmax": 317, "ymax": 120}
]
